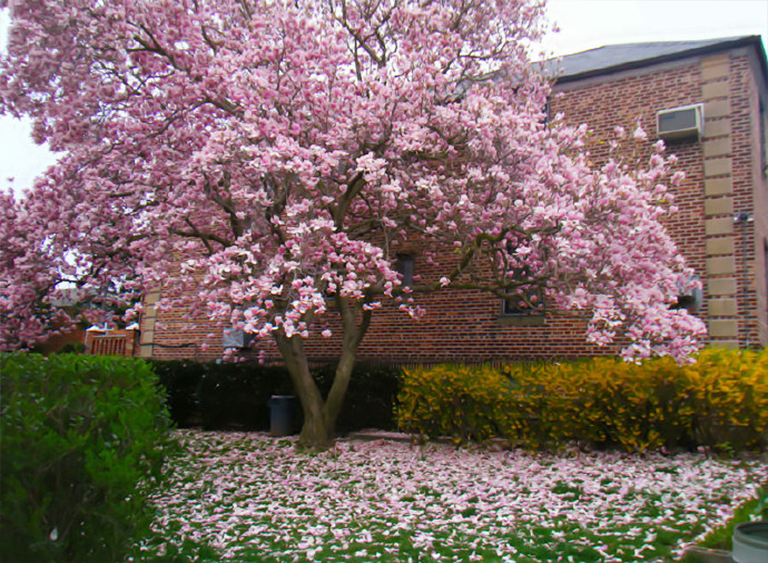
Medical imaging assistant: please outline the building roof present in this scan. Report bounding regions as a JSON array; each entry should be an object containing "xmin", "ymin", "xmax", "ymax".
[{"xmin": 550, "ymin": 35, "xmax": 767, "ymax": 84}]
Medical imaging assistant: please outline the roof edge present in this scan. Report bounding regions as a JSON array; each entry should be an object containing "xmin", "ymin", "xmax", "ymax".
[{"xmin": 554, "ymin": 35, "xmax": 768, "ymax": 85}]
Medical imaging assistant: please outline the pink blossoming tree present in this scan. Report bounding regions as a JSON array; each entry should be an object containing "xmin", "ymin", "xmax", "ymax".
[{"xmin": 0, "ymin": 0, "xmax": 705, "ymax": 447}]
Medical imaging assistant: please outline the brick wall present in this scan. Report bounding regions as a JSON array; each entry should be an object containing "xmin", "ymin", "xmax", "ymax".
[
  {"xmin": 551, "ymin": 47, "xmax": 767, "ymax": 351},
  {"xmin": 141, "ymin": 44, "xmax": 768, "ymax": 363}
]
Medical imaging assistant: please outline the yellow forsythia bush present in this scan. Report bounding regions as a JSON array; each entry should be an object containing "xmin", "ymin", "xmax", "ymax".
[
  {"xmin": 395, "ymin": 348, "xmax": 768, "ymax": 452},
  {"xmin": 685, "ymin": 347, "xmax": 768, "ymax": 449},
  {"xmin": 395, "ymin": 364, "xmax": 515, "ymax": 445}
]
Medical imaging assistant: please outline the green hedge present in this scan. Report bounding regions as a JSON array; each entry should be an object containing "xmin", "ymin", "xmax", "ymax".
[
  {"xmin": 396, "ymin": 348, "xmax": 768, "ymax": 452},
  {"xmin": 313, "ymin": 363, "xmax": 402, "ymax": 433},
  {"xmin": 0, "ymin": 354, "xmax": 172, "ymax": 563},
  {"xmin": 152, "ymin": 360, "xmax": 402, "ymax": 432},
  {"xmin": 150, "ymin": 359, "xmax": 288, "ymax": 430}
]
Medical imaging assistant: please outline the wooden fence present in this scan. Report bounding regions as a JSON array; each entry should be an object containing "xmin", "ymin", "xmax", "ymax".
[{"xmin": 84, "ymin": 328, "xmax": 137, "ymax": 357}]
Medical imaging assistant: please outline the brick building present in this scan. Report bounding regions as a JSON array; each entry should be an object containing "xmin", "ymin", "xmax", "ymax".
[{"xmin": 138, "ymin": 36, "xmax": 768, "ymax": 363}]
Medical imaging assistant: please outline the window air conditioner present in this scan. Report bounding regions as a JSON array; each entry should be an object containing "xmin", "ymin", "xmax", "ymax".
[{"xmin": 657, "ymin": 104, "xmax": 704, "ymax": 141}]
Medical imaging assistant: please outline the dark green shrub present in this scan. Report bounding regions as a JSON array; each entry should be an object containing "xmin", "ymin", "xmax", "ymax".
[
  {"xmin": 152, "ymin": 360, "xmax": 289, "ymax": 430},
  {"xmin": 58, "ymin": 342, "xmax": 86, "ymax": 354},
  {"xmin": 151, "ymin": 359, "xmax": 207, "ymax": 427},
  {"xmin": 0, "ymin": 353, "xmax": 172, "ymax": 563},
  {"xmin": 153, "ymin": 360, "xmax": 402, "ymax": 433},
  {"xmin": 312, "ymin": 363, "xmax": 402, "ymax": 432},
  {"xmin": 198, "ymin": 362, "xmax": 288, "ymax": 430}
]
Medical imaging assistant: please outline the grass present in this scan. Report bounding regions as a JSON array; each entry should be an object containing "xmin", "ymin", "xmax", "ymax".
[{"xmin": 131, "ymin": 430, "xmax": 768, "ymax": 562}]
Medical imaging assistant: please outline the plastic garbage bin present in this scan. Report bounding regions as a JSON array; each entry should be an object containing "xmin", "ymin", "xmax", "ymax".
[
  {"xmin": 732, "ymin": 521, "xmax": 768, "ymax": 563},
  {"xmin": 268, "ymin": 395, "xmax": 295, "ymax": 437}
]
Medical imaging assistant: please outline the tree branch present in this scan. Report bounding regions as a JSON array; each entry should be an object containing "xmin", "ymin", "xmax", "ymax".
[{"xmin": 169, "ymin": 217, "xmax": 232, "ymax": 254}]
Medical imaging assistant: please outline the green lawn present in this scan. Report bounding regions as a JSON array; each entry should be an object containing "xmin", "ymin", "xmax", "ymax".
[{"xmin": 133, "ymin": 430, "xmax": 768, "ymax": 562}]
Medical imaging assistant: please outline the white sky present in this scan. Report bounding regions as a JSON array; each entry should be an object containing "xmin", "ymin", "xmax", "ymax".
[
  {"xmin": 542, "ymin": 0, "xmax": 767, "ymax": 58},
  {"xmin": 1, "ymin": 0, "xmax": 767, "ymax": 196}
]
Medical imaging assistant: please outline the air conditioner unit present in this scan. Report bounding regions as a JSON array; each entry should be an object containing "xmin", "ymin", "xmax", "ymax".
[
  {"xmin": 222, "ymin": 328, "xmax": 254, "ymax": 349},
  {"xmin": 657, "ymin": 104, "xmax": 704, "ymax": 141}
]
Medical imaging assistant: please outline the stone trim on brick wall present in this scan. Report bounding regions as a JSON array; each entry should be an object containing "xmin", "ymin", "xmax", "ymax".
[
  {"xmin": 700, "ymin": 54, "xmax": 730, "ymax": 81},
  {"xmin": 703, "ymin": 119, "xmax": 731, "ymax": 139},
  {"xmin": 708, "ymin": 277, "xmax": 737, "ymax": 295},
  {"xmin": 708, "ymin": 318, "xmax": 738, "ymax": 337},
  {"xmin": 139, "ymin": 289, "xmax": 160, "ymax": 358},
  {"xmin": 703, "ymin": 157, "xmax": 733, "ymax": 177},
  {"xmin": 703, "ymin": 197, "xmax": 733, "ymax": 216},
  {"xmin": 708, "ymin": 298, "xmax": 738, "ymax": 316},
  {"xmin": 703, "ymin": 177, "xmax": 733, "ymax": 196},
  {"xmin": 706, "ymin": 256, "xmax": 736, "ymax": 275},
  {"xmin": 701, "ymin": 54, "xmax": 739, "ymax": 346},
  {"xmin": 702, "ymin": 137, "xmax": 732, "ymax": 158},
  {"xmin": 705, "ymin": 237, "xmax": 735, "ymax": 255},
  {"xmin": 704, "ymin": 217, "xmax": 734, "ymax": 236},
  {"xmin": 701, "ymin": 80, "xmax": 729, "ymax": 100},
  {"xmin": 709, "ymin": 339, "xmax": 740, "ymax": 349}
]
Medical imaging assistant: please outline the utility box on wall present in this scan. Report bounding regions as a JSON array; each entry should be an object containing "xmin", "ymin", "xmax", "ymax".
[{"xmin": 222, "ymin": 328, "xmax": 253, "ymax": 349}]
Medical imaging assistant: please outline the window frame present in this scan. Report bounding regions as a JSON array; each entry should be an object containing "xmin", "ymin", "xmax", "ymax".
[{"xmin": 499, "ymin": 265, "xmax": 545, "ymax": 318}]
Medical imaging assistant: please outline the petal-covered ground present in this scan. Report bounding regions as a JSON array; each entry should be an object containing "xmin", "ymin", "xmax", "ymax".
[{"xmin": 138, "ymin": 430, "xmax": 768, "ymax": 562}]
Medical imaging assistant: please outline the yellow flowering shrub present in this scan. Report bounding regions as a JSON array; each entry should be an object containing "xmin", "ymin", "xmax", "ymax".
[
  {"xmin": 395, "ymin": 348, "xmax": 768, "ymax": 452},
  {"xmin": 686, "ymin": 347, "xmax": 768, "ymax": 449},
  {"xmin": 395, "ymin": 364, "xmax": 515, "ymax": 445}
]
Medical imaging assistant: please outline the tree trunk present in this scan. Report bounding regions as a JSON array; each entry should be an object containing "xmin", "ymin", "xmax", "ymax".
[
  {"xmin": 274, "ymin": 332, "xmax": 333, "ymax": 450},
  {"xmin": 322, "ymin": 298, "xmax": 372, "ymax": 438},
  {"xmin": 273, "ymin": 298, "xmax": 372, "ymax": 450}
]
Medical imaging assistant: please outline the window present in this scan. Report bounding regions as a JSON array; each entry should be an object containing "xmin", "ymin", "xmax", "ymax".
[
  {"xmin": 502, "ymin": 290, "xmax": 544, "ymax": 316},
  {"xmin": 670, "ymin": 295, "xmax": 699, "ymax": 314},
  {"xmin": 222, "ymin": 328, "xmax": 253, "ymax": 349},
  {"xmin": 501, "ymin": 267, "xmax": 544, "ymax": 316},
  {"xmin": 396, "ymin": 254, "xmax": 414, "ymax": 287}
]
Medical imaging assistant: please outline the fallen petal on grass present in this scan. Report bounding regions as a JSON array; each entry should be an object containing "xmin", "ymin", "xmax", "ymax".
[{"xmin": 135, "ymin": 430, "xmax": 768, "ymax": 562}]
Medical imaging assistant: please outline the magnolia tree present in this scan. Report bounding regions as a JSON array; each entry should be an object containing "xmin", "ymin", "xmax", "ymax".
[{"xmin": 0, "ymin": 0, "xmax": 705, "ymax": 447}]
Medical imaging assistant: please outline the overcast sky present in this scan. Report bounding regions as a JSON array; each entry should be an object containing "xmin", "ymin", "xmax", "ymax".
[{"xmin": 1, "ymin": 0, "xmax": 767, "ymax": 197}]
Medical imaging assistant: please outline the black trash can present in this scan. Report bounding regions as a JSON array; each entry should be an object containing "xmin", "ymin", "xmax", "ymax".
[{"xmin": 268, "ymin": 395, "xmax": 296, "ymax": 437}]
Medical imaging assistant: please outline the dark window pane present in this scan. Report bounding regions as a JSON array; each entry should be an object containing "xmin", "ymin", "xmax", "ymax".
[{"xmin": 396, "ymin": 254, "xmax": 414, "ymax": 287}]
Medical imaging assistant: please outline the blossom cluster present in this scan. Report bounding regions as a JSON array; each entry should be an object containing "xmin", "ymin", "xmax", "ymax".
[{"xmin": 1, "ymin": 0, "xmax": 705, "ymax": 361}]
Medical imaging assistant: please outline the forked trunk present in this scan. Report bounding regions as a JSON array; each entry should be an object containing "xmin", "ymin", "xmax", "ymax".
[
  {"xmin": 273, "ymin": 299, "xmax": 371, "ymax": 450},
  {"xmin": 274, "ymin": 332, "xmax": 331, "ymax": 449},
  {"xmin": 274, "ymin": 336, "xmax": 360, "ymax": 449}
]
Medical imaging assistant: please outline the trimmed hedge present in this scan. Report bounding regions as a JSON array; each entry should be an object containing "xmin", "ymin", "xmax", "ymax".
[
  {"xmin": 0, "ymin": 354, "xmax": 172, "ymax": 563},
  {"xmin": 396, "ymin": 348, "xmax": 768, "ymax": 452},
  {"xmin": 313, "ymin": 363, "xmax": 402, "ymax": 432},
  {"xmin": 151, "ymin": 360, "xmax": 402, "ymax": 432},
  {"xmin": 150, "ymin": 360, "xmax": 288, "ymax": 430}
]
